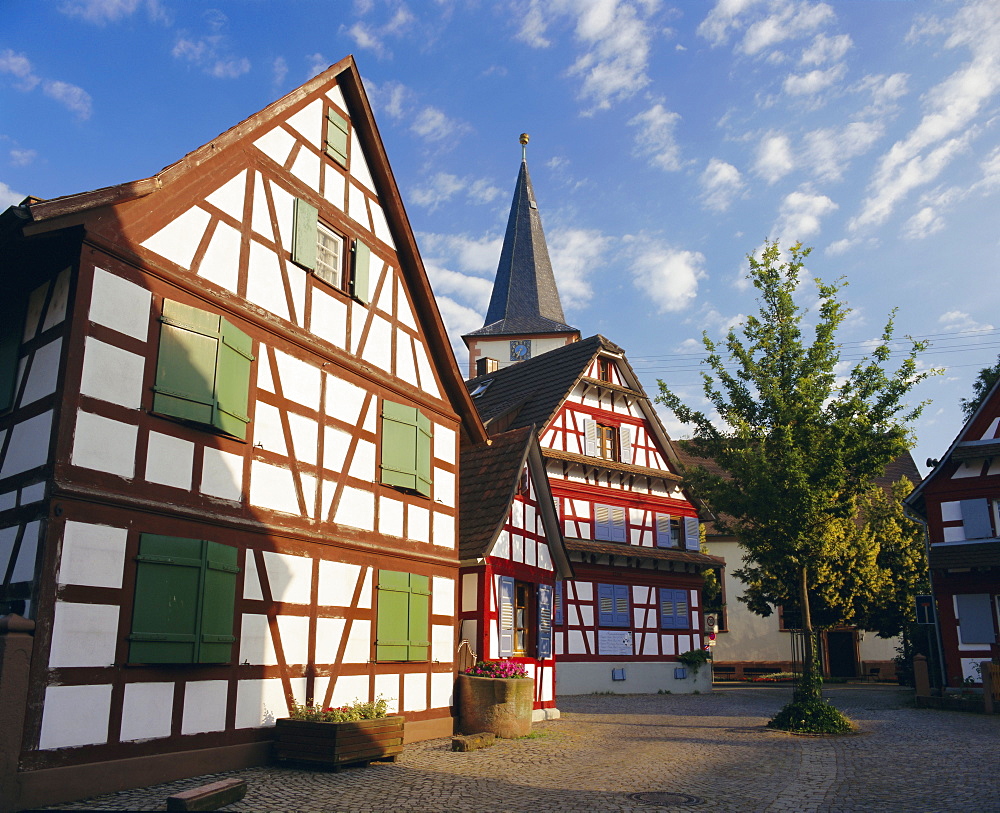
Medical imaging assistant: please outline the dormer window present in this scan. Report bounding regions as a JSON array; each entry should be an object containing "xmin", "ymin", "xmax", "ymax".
[
  {"xmin": 470, "ymin": 379, "xmax": 493, "ymax": 398},
  {"xmin": 598, "ymin": 358, "xmax": 612, "ymax": 382}
]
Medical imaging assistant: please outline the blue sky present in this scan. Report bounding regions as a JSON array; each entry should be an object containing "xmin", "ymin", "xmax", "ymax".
[{"xmin": 3, "ymin": 0, "xmax": 1000, "ymax": 473}]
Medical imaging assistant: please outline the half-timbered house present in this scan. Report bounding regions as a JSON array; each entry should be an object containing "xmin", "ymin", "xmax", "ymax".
[
  {"xmin": 458, "ymin": 426, "xmax": 572, "ymax": 719},
  {"xmin": 460, "ymin": 146, "xmax": 723, "ymax": 695},
  {"xmin": 0, "ymin": 57, "xmax": 487, "ymax": 811},
  {"xmin": 905, "ymin": 384, "xmax": 1000, "ymax": 687}
]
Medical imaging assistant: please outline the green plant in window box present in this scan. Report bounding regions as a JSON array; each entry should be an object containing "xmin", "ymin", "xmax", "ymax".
[
  {"xmin": 677, "ymin": 648, "xmax": 712, "ymax": 677},
  {"xmin": 275, "ymin": 696, "xmax": 404, "ymax": 770}
]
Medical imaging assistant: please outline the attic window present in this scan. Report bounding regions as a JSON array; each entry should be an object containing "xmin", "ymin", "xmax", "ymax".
[
  {"xmin": 470, "ymin": 380, "xmax": 493, "ymax": 398},
  {"xmin": 598, "ymin": 358, "xmax": 612, "ymax": 383}
]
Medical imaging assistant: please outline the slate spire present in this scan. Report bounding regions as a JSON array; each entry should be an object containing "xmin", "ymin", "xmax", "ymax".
[{"xmin": 465, "ymin": 136, "xmax": 576, "ymax": 337}]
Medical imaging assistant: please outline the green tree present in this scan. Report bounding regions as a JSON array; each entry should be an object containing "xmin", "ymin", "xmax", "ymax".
[
  {"xmin": 960, "ymin": 354, "xmax": 1000, "ymax": 419},
  {"xmin": 657, "ymin": 241, "xmax": 932, "ymax": 731}
]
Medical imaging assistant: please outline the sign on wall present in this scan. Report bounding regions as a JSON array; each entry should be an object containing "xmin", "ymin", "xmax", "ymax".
[{"xmin": 598, "ymin": 629, "xmax": 633, "ymax": 656}]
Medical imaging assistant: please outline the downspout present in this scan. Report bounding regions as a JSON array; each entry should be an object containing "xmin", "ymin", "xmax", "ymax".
[{"xmin": 904, "ymin": 505, "xmax": 947, "ymax": 690}]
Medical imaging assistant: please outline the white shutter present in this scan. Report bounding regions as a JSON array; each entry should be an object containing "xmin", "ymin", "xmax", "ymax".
[
  {"xmin": 584, "ymin": 418, "xmax": 597, "ymax": 457},
  {"xmin": 619, "ymin": 426, "xmax": 633, "ymax": 465},
  {"xmin": 684, "ymin": 517, "xmax": 700, "ymax": 551}
]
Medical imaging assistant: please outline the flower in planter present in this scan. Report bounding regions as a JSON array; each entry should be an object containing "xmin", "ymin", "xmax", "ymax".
[
  {"xmin": 289, "ymin": 696, "xmax": 389, "ymax": 722},
  {"xmin": 464, "ymin": 660, "xmax": 529, "ymax": 679}
]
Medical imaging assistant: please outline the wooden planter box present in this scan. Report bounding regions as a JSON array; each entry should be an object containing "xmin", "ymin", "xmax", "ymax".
[{"xmin": 273, "ymin": 716, "xmax": 405, "ymax": 771}]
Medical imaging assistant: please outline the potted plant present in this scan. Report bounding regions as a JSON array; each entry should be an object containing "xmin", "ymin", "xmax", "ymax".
[
  {"xmin": 273, "ymin": 696, "xmax": 404, "ymax": 771},
  {"xmin": 457, "ymin": 660, "xmax": 534, "ymax": 738}
]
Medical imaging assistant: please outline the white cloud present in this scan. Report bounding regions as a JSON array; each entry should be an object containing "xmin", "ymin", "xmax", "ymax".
[
  {"xmin": 851, "ymin": 0, "xmax": 1000, "ymax": 232},
  {"xmin": 171, "ymin": 11, "xmax": 250, "ymax": 79},
  {"xmin": 697, "ymin": 0, "xmax": 769, "ymax": 46},
  {"xmin": 364, "ymin": 78, "xmax": 471, "ymax": 146},
  {"xmin": 854, "ymin": 72, "xmax": 909, "ymax": 112},
  {"xmin": 629, "ymin": 239, "xmax": 706, "ymax": 313},
  {"xmin": 630, "ymin": 103, "xmax": 683, "ymax": 171},
  {"xmin": 800, "ymin": 32, "xmax": 851, "ymax": 65},
  {"xmin": 424, "ymin": 263, "xmax": 495, "ymax": 312},
  {"xmin": 782, "ymin": 62, "xmax": 846, "ymax": 96},
  {"xmin": 516, "ymin": 0, "xmax": 551, "ymax": 47},
  {"xmin": 549, "ymin": 227, "xmax": 612, "ymax": 310},
  {"xmin": 271, "ymin": 56, "xmax": 288, "ymax": 87},
  {"xmin": 58, "ymin": 0, "xmax": 168, "ymax": 24},
  {"xmin": 824, "ymin": 237, "xmax": 857, "ymax": 257},
  {"xmin": 773, "ymin": 188, "xmax": 838, "ymax": 240},
  {"xmin": 739, "ymin": 1, "xmax": 835, "ymax": 57},
  {"xmin": 306, "ymin": 53, "xmax": 329, "ymax": 79},
  {"xmin": 364, "ymin": 78, "xmax": 410, "ymax": 119},
  {"xmin": 419, "ymin": 233, "xmax": 503, "ymax": 276},
  {"xmin": 802, "ymin": 121, "xmax": 883, "ymax": 182},
  {"xmin": 972, "ymin": 145, "xmax": 1000, "ymax": 194},
  {"xmin": 9, "ymin": 148, "xmax": 36, "ymax": 166},
  {"xmin": 0, "ymin": 50, "xmax": 91, "ymax": 118},
  {"xmin": 938, "ymin": 310, "xmax": 994, "ymax": 334},
  {"xmin": 902, "ymin": 206, "xmax": 945, "ymax": 240},
  {"xmin": 699, "ymin": 158, "xmax": 745, "ymax": 212},
  {"xmin": 754, "ymin": 133, "xmax": 795, "ymax": 183},
  {"xmin": 411, "ymin": 106, "xmax": 469, "ymax": 143},
  {"xmin": 0, "ymin": 180, "xmax": 25, "ymax": 208},
  {"xmin": 411, "ymin": 173, "xmax": 500, "ymax": 211}
]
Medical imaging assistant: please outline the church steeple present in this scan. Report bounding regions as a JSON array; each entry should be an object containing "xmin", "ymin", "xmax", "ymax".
[{"xmin": 462, "ymin": 134, "xmax": 580, "ymax": 378}]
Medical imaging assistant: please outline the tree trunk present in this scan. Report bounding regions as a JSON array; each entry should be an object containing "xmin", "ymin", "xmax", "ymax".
[{"xmin": 794, "ymin": 564, "xmax": 822, "ymax": 702}]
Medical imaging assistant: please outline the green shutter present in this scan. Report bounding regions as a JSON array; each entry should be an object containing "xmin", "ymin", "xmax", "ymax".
[
  {"xmin": 0, "ymin": 306, "xmax": 22, "ymax": 413},
  {"xmin": 199, "ymin": 541, "xmax": 239, "ymax": 663},
  {"xmin": 415, "ymin": 411, "xmax": 432, "ymax": 498},
  {"xmin": 292, "ymin": 198, "xmax": 318, "ymax": 270},
  {"xmin": 153, "ymin": 301, "xmax": 220, "ymax": 425},
  {"xmin": 129, "ymin": 535, "xmax": 204, "ymax": 664},
  {"xmin": 128, "ymin": 535, "xmax": 240, "ymax": 664},
  {"xmin": 352, "ymin": 239, "xmax": 371, "ymax": 304},
  {"xmin": 376, "ymin": 570, "xmax": 430, "ymax": 661},
  {"xmin": 213, "ymin": 319, "xmax": 254, "ymax": 440},
  {"xmin": 325, "ymin": 108, "xmax": 349, "ymax": 166},
  {"xmin": 381, "ymin": 401, "xmax": 419, "ymax": 491}
]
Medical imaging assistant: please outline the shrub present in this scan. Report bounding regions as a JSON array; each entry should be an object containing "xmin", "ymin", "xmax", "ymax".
[
  {"xmin": 767, "ymin": 698, "xmax": 854, "ymax": 734},
  {"xmin": 289, "ymin": 696, "xmax": 389, "ymax": 723}
]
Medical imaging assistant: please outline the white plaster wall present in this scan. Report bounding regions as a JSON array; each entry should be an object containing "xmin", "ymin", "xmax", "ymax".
[
  {"xmin": 310, "ymin": 287, "xmax": 348, "ymax": 350},
  {"xmin": 461, "ymin": 573, "xmax": 478, "ymax": 613},
  {"xmin": 89, "ymin": 268, "xmax": 150, "ymax": 341},
  {"xmin": 20, "ymin": 338, "xmax": 62, "ymax": 406},
  {"xmin": 0, "ymin": 410, "xmax": 53, "ymax": 478},
  {"xmin": 323, "ymin": 425, "xmax": 350, "ymax": 472},
  {"xmin": 255, "ymin": 127, "xmax": 296, "ymax": 167},
  {"xmin": 249, "ymin": 460, "xmax": 299, "ymax": 514},
  {"xmin": 80, "ymin": 337, "xmax": 145, "ymax": 409},
  {"xmin": 373, "ymin": 673, "xmax": 400, "ymax": 714},
  {"xmin": 433, "ymin": 512, "xmax": 455, "ymax": 549},
  {"xmin": 432, "ymin": 576, "xmax": 454, "ymax": 616},
  {"xmin": 8, "ymin": 520, "xmax": 39, "ymax": 582},
  {"xmin": 205, "ymin": 171, "xmax": 246, "ymax": 220},
  {"xmin": 314, "ymin": 617, "xmax": 345, "ymax": 663},
  {"xmin": 145, "ymin": 432, "xmax": 194, "ymax": 490},
  {"xmin": 276, "ymin": 350, "xmax": 322, "ymax": 410},
  {"xmin": 240, "ymin": 614, "xmax": 277, "ymax": 665},
  {"xmin": 277, "ymin": 614, "xmax": 311, "ymax": 665},
  {"xmin": 431, "ymin": 671, "xmax": 453, "ymax": 709},
  {"xmin": 408, "ymin": 504, "xmax": 429, "ymax": 543},
  {"xmin": 235, "ymin": 677, "xmax": 303, "ymax": 728},
  {"xmin": 141, "ymin": 208, "xmax": 211, "ymax": 271},
  {"xmin": 182, "ymin": 680, "xmax": 229, "ymax": 735},
  {"xmin": 72, "ymin": 411, "xmax": 136, "ymax": 478},
  {"xmin": 335, "ymin": 486, "xmax": 375, "ymax": 531},
  {"xmin": 331, "ymin": 674, "xmax": 370, "ymax": 707},
  {"xmin": 201, "ymin": 447, "xmax": 244, "ymax": 502},
  {"xmin": 58, "ymin": 521, "xmax": 127, "ymax": 588},
  {"xmin": 318, "ymin": 560, "xmax": 370, "ymax": 607},
  {"xmin": 288, "ymin": 412, "xmax": 319, "ymax": 465},
  {"xmin": 348, "ymin": 439, "xmax": 376, "ymax": 481},
  {"xmin": 263, "ymin": 551, "xmax": 313, "ymax": 603},
  {"xmin": 120, "ymin": 682, "xmax": 174, "ymax": 741},
  {"xmin": 48, "ymin": 602, "xmax": 119, "ymax": 667},
  {"xmin": 246, "ymin": 243, "xmax": 289, "ymax": 321},
  {"xmin": 432, "ymin": 624, "xmax": 453, "ymax": 663},
  {"xmin": 433, "ymin": 468, "xmax": 455, "ymax": 507},
  {"xmin": 379, "ymin": 495, "xmax": 404, "ymax": 537},
  {"xmin": 39, "ymin": 684, "xmax": 113, "ymax": 749},
  {"xmin": 343, "ymin": 619, "xmax": 371, "ymax": 663},
  {"xmin": 557, "ymin": 661, "xmax": 713, "ymax": 695},
  {"xmin": 243, "ymin": 554, "xmax": 264, "ymax": 601},
  {"xmin": 403, "ymin": 672, "xmax": 428, "ymax": 712}
]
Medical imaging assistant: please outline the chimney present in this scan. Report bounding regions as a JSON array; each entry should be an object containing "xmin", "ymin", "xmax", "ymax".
[{"xmin": 476, "ymin": 357, "xmax": 499, "ymax": 376}]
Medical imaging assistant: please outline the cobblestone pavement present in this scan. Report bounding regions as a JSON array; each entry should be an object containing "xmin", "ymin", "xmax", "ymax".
[{"xmin": 43, "ymin": 685, "xmax": 1000, "ymax": 812}]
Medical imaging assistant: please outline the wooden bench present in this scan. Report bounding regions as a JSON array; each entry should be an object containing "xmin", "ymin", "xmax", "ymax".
[{"xmin": 166, "ymin": 778, "xmax": 247, "ymax": 811}]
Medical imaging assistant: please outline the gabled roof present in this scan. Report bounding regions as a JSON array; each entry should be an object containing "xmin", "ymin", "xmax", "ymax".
[
  {"xmin": 905, "ymin": 376, "xmax": 1000, "ymax": 517},
  {"xmin": 11, "ymin": 55, "xmax": 487, "ymax": 446},
  {"xmin": 459, "ymin": 426, "xmax": 572, "ymax": 577},
  {"xmin": 463, "ymin": 158, "xmax": 576, "ymax": 339},
  {"xmin": 465, "ymin": 333, "xmax": 700, "ymax": 505}
]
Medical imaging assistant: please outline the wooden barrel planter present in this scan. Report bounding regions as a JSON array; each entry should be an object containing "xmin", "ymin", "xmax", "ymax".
[
  {"xmin": 273, "ymin": 716, "xmax": 405, "ymax": 771},
  {"xmin": 457, "ymin": 674, "xmax": 533, "ymax": 738}
]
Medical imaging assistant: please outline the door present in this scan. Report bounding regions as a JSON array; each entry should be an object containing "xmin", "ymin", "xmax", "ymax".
[{"xmin": 825, "ymin": 630, "xmax": 858, "ymax": 678}]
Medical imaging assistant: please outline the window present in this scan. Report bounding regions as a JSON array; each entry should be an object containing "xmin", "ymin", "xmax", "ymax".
[
  {"xmin": 598, "ymin": 358, "xmax": 612, "ymax": 382},
  {"xmin": 380, "ymin": 400, "xmax": 432, "ymax": 497},
  {"xmin": 315, "ymin": 223, "xmax": 344, "ymax": 288},
  {"xmin": 325, "ymin": 108, "xmax": 349, "ymax": 166},
  {"xmin": 469, "ymin": 379, "xmax": 493, "ymax": 398},
  {"xmin": 960, "ymin": 499, "xmax": 994, "ymax": 540},
  {"xmin": 376, "ymin": 570, "xmax": 430, "ymax": 661},
  {"xmin": 583, "ymin": 419, "xmax": 632, "ymax": 464},
  {"xmin": 656, "ymin": 515, "xmax": 682, "ymax": 547},
  {"xmin": 128, "ymin": 534, "xmax": 239, "ymax": 664},
  {"xmin": 956, "ymin": 593, "xmax": 997, "ymax": 644},
  {"xmin": 292, "ymin": 198, "xmax": 371, "ymax": 303},
  {"xmin": 152, "ymin": 300, "xmax": 254, "ymax": 441},
  {"xmin": 598, "ymin": 583, "xmax": 630, "ymax": 627},
  {"xmin": 498, "ymin": 576, "xmax": 553, "ymax": 659},
  {"xmin": 594, "ymin": 504, "xmax": 627, "ymax": 543},
  {"xmin": 659, "ymin": 588, "xmax": 690, "ymax": 630}
]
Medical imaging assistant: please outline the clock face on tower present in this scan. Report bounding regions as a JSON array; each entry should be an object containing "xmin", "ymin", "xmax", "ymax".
[{"xmin": 510, "ymin": 340, "xmax": 532, "ymax": 361}]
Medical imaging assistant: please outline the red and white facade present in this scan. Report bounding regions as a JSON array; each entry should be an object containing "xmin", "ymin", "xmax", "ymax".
[{"xmin": 906, "ymin": 385, "xmax": 1000, "ymax": 687}]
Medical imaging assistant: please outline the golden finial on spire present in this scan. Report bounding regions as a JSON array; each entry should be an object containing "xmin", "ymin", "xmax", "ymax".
[{"xmin": 520, "ymin": 132, "xmax": 529, "ymax": 161}]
